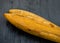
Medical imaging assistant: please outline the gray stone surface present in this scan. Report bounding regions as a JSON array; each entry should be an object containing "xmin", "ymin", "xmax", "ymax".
[{"xmin": 0, "ymin": 0, "xmax": 60, "ymax": 43}]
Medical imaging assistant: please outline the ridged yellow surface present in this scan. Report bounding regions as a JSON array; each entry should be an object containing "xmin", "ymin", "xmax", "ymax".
[
  {"xmin": 9, "ymin": 9, "xmax": 60, "ymax": 28},
  {"xmin": 4, "ymin": 9, "xmax": 60, "ymax": 43}
]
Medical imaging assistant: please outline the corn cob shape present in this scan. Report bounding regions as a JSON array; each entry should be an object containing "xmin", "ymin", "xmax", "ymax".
[{"xmin": 4, "ymin": 9, "xmax": 60, "ymax": 43}]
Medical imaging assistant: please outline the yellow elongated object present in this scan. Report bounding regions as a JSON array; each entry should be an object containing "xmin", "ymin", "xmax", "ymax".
[
  {"xmin": 4, "ymin": 9, "xmax": 60, "ymax": 43},
  {"xmin": 9, "ymin": 9, "xmax": 60, "ymax": 28}
]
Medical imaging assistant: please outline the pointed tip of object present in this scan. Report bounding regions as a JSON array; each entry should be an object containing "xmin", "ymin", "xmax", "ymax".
[
  {"xmin": 3, "ymin": 13, "xmax": 11, "ymax": 18},
  {"xmin": 4, "ymin": 13, "xmax": 9, "ymax": 16}
]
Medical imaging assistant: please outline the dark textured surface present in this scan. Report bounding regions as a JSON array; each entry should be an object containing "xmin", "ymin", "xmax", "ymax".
[{"xmin": 0, "ymin": 0, "xmax": 60, "ymax": 43}]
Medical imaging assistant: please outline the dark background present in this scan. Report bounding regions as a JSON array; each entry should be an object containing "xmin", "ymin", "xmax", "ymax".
[{"xmin": 0, "ymin": 0, "xmax": 60, "ymax": 43}]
